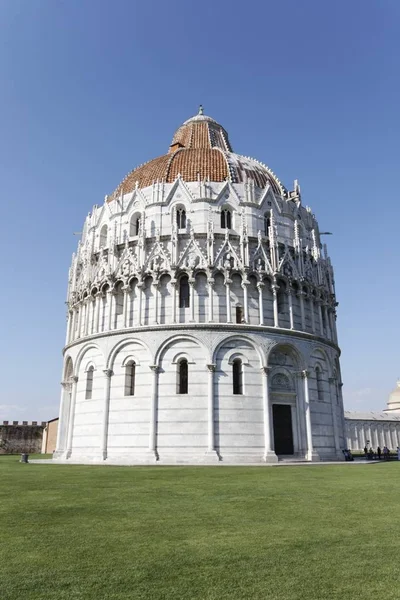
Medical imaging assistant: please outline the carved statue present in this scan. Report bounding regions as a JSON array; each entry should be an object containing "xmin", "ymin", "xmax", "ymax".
[
  {"xmin": 224, "ymin": 253, "xmax": 233, "ymax": 270},
  {"xmin": 256, "ymin": 258, "xmax": 264, "ymax": 272},
  {"xmin": 186, "ymin": 252, "xmax": 199, "ymax": 269},
  {"xmin": 121, "ymin": 259, "xmax": 131, "ymax": 277}
]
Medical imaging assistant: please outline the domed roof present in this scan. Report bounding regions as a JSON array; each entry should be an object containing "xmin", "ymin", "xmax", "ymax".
[
  {"xmin": 385, "ymin": 381, "xmax": 400, "ymax": 412},
  {"xmin": 111, "ymin": 107, "xmax": 286, "ymax": 199}
]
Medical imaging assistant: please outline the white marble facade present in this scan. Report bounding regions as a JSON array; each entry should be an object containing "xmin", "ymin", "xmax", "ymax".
[{"xmin": 54, "ymin": 109, "xmax": 346, "ymax": 464}]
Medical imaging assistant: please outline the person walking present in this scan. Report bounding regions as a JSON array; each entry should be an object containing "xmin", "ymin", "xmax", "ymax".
[
  {"xmin": 364, "ymin": 445, "xmax": 368, "ymax": 457},
  {"xmin": 377, "ymin": 446, "xmax": 381, "ymax": 460},
  {"xmin": 397, "ymin": 446, "xmax": 400, "ymax": 461}
]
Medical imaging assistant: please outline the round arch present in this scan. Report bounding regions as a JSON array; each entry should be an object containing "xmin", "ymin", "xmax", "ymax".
[
  {"xmin": 106, "ymin": 337, "xmax": 152, "ymax": 371},
  {"xmin": 212, "ymin": 334, "xmax": 265, "ymax": 367},
  {"xmin": 266, "ymin": 342, "xmax": 306, "ymax": 371},
  {"xmin": 309, "ymin": 346, "xmax": 334, "ymax": 379},
  {"xmin": 63, "ymin": 355, "xmax": 74, "ymax": 380},
  {"xmin": 74, "ymin": 343, "xmax": 104, "ymax": 378},
  {"xmin": 269, "ymin": 367, "xmax": 296, "ymax": 391},
  {"xmin": 154, "ymin": 333, "xmax": 209, "ymax": 366}
]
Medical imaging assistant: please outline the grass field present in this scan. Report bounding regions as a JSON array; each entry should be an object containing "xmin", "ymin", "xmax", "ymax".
[{"xmin": 1, "ymin": 457, "xmax": 400, "ymax": 600}]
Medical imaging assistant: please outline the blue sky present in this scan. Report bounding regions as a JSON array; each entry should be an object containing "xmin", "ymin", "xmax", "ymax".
[{"xmin": 0, "ymin": 0, "xmax": 398, "ymax": 420}]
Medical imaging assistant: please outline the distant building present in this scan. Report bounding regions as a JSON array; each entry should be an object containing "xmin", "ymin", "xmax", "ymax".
[
  {"xmin": 345, "ymin": 381, "xmax": 400, "ymax": 450},
  {"xmin": 54, "ymin": 108, "xmax": 346, "ymax": 465},
  {"xmin": 41, "ymin": 418, "xmax": 59, "ymax": 454}
]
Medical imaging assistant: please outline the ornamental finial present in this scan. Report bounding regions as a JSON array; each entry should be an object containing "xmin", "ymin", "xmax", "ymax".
[{"xmin": 198, "ymin": 104, "xmax": 204, "ymax": 115}]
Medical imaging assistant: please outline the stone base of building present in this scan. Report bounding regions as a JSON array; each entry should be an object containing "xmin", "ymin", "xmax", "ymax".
[
  {"xmin": 51, "ymin": 449, "xmax": 348, "ymax": 465},
  {"xmin": 263, "ymin": 451, "xmax": 279, "ymax": 463},
  {"xmin": 306, "ymin": 450, "xmax": 320, "ymax": 462}
]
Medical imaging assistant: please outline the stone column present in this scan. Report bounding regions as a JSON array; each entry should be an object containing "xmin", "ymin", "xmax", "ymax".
[
  {"xmin": 207, "ymin": 278, "xmax": 214, "ymax": 322},
  {"xmin": 390, "ymin": 425, "xmax": 396, "ymax": 450},
  {"xmin": 152, "ymin": 281, "xmax": 159, "ymax": 324},
  {"xmin": 394, "ymin": 426, "xmax": 400, "ymax": 448},
  {"xmin": 377, "ymin": 424, "xmax": 383, "ymax": 448},
  {"xmin": 241, "ymin": 280, "xmax": 249, "ymax": 323},
  {"xmin": 310, "ymin": 296, "xmax": 316, "ymax": 334},
  {"xmin": 149, "ymin": 365, "xmax": 159, "ymax": 459},
  {"xmin": 298, "ymin": 291, "xmax": 306, "ymax": 331},
  {"xmin": 225, "ymin": 278, "xmax": 232, "ymax": 323},
  {"xmin": 107, "ymin": 289, "xmax": 114, "ymax": 331},
  {"xmin": 360, "ymin": 423, "xmax": 366, "ymax": 450},
  {"xmin": 65, "ymin": 376, "xmax": 79, "ymax": 459},
  {"xmin": 261, "ymin": 367, "xmax": 278, "ymax": 462},
  {"xmin": 367, "ymin": 424, "xmax": 372, "ymax": 448},
  {"xmin": 301, "ymin": 370, "xmax": 319, "ymax": 461},
  {"xmin": 101, "ymin": 369, "xmax": 113, "ymax": 460},
  {"xmin": 137, "ymin": 282, "xmax": 143, "ymax": 326},
  {"xmin": 65, "ymin": 311, "xmax": 72, "ymax": 345},
  {"xmin": 331, "ymin": 309, "xmax": 338, "ymax": 344},
  {"xmin": 69, "ymin": 309, "xmax": 76, "ymax": 342},
  {"xmin": 206, "ymin": 364, "xmax": 219, "ymax": 460},
  {"xmin": 338, "ymin": 383, "xmax": 346, "ymax": 445},
  {"xmin": 272, "ymin": 283, "xmax": 279, "ymax": 328},
  {"xmin": 171, "ymin": 279, "xmax": 177, "ymax": 323},
  {"xmin": 257, "ymin": 282, "xmax": 264, "ymax": 325},
  {"xmin": 329, "ymin": 377, "xmax": 342, "ymax": 458},
  {"xmin": 323, "ymin": 305, "xmax": 331, "ymax": 339},
  {"xmin": 77, "ymin": 302, "xmax": 83, "ymax": 338},
  {"xmin": 189, "ymin": 278, "xmax": 195, "ymax": 322},
  {"xmin": 123, "ymin": 285, "xmax": 130, "ymax": 328},
  {"xmin": 84, "ymin": 299, "xmax": 91, "ymax": 336},
  {"xmin": 54, "ymin": 381, "xmax": 70, "ymax": 456},
  {"xmin": 328, "ymin": 308, "xmax": 337, "ymax": 342},
  {"xmin": 95, "ymin": 292, "xmax": 102, "ymax": 333},
  {"xmin": 317, "ymin": 300, "xmax": 324, "ymax": 336},
  {"xmin": 89, "ymin": 297, "xmax": 96, "ymax": 335},
  {"xmin": 354, "ymin": 422, "xmax": 359, "ymax": 450},
  {"xmin": 287, "ymin": 288, "xmax": 294, "ymax": 330}
]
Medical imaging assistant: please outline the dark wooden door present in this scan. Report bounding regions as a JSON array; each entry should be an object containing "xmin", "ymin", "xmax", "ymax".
[{"xmin": 272, "ymin": 404, "xmax": 294, "ymax": 455}]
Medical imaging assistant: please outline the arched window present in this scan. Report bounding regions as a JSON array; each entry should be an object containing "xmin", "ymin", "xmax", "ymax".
[
  {"xmin": 124, "ymin": 361, "xmax": 136, "ymax": 396},
  {"xmin": 264, "ymin": 213, "xmax": 271, "ymax": 236},
  {"xmin": 130, "ymin": 214, "xmax": 141, "ymax": 237},
  {"xmin": 85, "ymin": 366, "xmax": 94, "ymax": 399},
  {"xmin": 177, "ymin": 208, "xmax": 186, "ymax": 229},
  {"xmin": 315, "ymin": 367, "xmax": 323, "ymax": 401},
  {"xmin": 179, "ymin": 275, "xmax": 190, "ymax": 308},
  {"xmin": 99, "ymin": 224, "xmax": 108, "ymax": 248},
  {"xmin": 232, "ymin": 359, "xmax": 243, "ymax": 395},
  {"xmin": 177, "ymin": 359, "xmax": 188, "ymax": 394},
  {"xmin": 236, "ymin": 306, "xmax": 244, "ymax": 324},
  {"xmin": 277, "ymin": 288, "xmax": 286, "ymax": 314},
  {"xmin": 221, "ymin": 208, "xmax": 232, "ymax": 229}
]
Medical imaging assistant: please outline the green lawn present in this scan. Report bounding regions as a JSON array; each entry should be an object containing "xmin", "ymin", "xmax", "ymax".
[{"xmin": 1, "ymin": 457, "xmax": 399, "ymax": 600}]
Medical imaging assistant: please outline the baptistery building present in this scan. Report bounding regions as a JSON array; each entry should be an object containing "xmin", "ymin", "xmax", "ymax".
[{"xmin": 54, "ymin": 107, "xmax": 346, "ymax": 464}]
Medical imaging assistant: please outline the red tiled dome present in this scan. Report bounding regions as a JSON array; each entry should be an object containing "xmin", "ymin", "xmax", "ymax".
[{"xmin": 110, "ymin": 108, "xmax": 286, "ymax": 199}]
